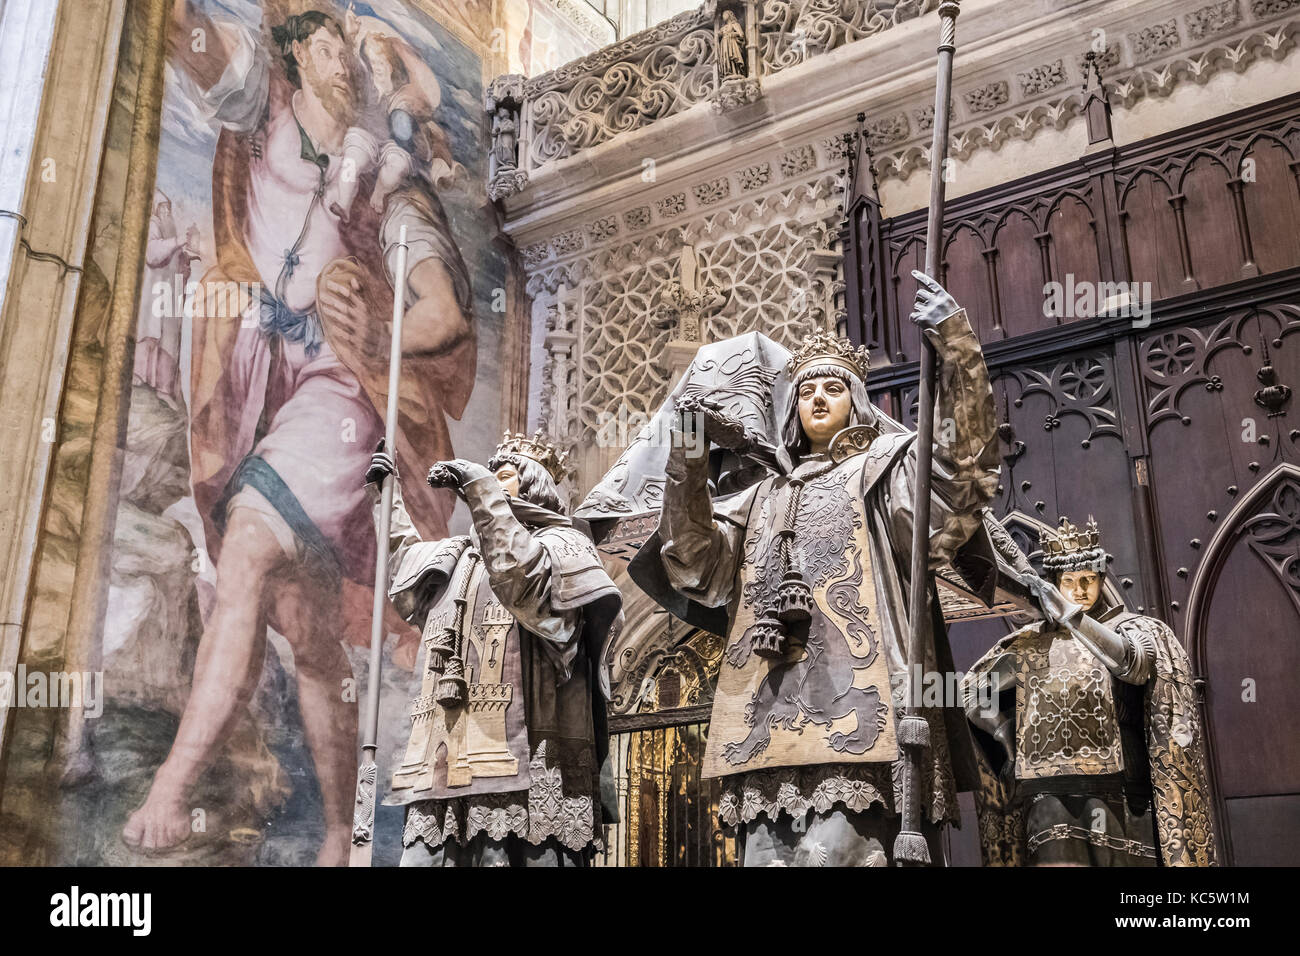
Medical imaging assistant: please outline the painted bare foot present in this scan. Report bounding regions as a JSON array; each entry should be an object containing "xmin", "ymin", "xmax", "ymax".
[
  {"xmin": 122, "ymin": 790, "xmax": 192, "ymax": 851},
  {"xmin": 316, "ymin": 825, "xmax": 352, "ymax": 867}
]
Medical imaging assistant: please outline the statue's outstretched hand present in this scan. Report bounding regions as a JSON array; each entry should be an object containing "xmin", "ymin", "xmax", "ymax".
[
  {"xmin": 909, "ymin": 270, "xmax": 960, "ymax": 333},
  {"xmin": 427, "ymin": 458, "xmax": 491, "ymax": 493},
  {"xmin": 364, "ymin": 439, "xmax": 398, "ymax": 487},
  {"xmin": 676, "ymin": 394, "xmax": 754, "ymax": 454}
]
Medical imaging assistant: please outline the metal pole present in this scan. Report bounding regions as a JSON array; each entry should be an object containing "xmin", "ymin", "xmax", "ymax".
[
  {"xmin": 894, "ymin": 1, "xmax": 960, "ymax": 867},
  {"xmin": 350, "ymin": 223, "xmax": 409, "ymax": 866}
]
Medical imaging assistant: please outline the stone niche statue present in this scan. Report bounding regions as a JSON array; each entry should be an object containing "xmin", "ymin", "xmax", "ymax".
[
  {"xmin": 638, "ymin": 273, "xmax": 1001, "ymax": 866},
  {"xmin": 484, "ymin": 74, "xmax": 528, "ymax": 201},
  {"xmin": 961, "ymin": 516, "xmax": 1219, "ymax": 866},
  {"xmin": 711, "ymin": 2, "xmax": 761, "ymax": 112},
  {"xmin": 718, "ymin": 9, "xmax": 747, "ymax": 77},
  {"xmin": 365, "ymin": 432, "xmax": 623, "ymax": 866}
]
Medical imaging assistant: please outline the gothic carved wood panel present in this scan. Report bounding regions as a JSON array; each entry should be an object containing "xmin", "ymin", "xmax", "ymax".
[
  {"xmin": 1045, "ymin": 193, "xmax": 1103, "ymax": 301},
  {"xmin": 1118, "ymin": 171, "xmax": 1187, "ymax": 299},
  {"xmin": 1240, "ymin": 134, "xmax": 1300, "ymax": 274},
  {"xmin": 990, "ymin": 209, "xmax": 1043, "ymax": 339},
  {"xmin": 1139, "ymin": 304, "xmax": 1300, "ymax": 628},
  {"xmin": 866, "ymin": 97, "xmax": 1300, "ymax": 367},
  {"xmin": 1183, "ymin": 465, "xmax": 1300, "ymax": 864}
]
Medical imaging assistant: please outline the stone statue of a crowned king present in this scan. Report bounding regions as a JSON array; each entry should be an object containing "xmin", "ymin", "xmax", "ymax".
[
  {"xmin": 961, "ymin": 516, "xmax": 1219, "ymax": 866},
  {"xmin": 643, "ymin": 273, "xmax": 1001, "ymax": 865},
  {"xmin": 365, "ymin": 432, "xmax": 623, "ymax": 866}
]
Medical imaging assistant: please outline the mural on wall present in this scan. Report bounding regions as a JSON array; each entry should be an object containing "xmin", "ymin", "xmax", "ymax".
[{"xmin": 34, "ymin": 0, "xmax": 511, "ymax": 867}]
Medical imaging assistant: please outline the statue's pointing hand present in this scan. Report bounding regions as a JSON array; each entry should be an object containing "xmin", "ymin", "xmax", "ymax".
[
  {"xmin": 427, "ymin": 458, "xmax": 492, "ymax": 496},
  {"xmin": 909, "ymin": 270, "xmax": 960, "ymax": 333},
  {"xmin": 364, "ymin": 439, "xmax": 398, "ymax": 487}
]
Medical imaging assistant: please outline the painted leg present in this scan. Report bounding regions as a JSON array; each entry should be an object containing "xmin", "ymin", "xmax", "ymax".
[
  {"xmin": 122, "ymin": 507, "xmax": 283, "ymax": 850},
  {"xmin": 270, "ymin": 568, "xmax": 357, "ymax": 867}
]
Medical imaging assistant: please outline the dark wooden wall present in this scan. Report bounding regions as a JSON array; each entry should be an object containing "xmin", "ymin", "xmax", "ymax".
[{"xmin": 848, "ymin": 92, "xmax": 1300, "ymax": 865}]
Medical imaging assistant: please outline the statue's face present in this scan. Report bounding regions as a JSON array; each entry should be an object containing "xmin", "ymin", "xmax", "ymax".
[
  {"xmin": 1058, "ymin": 569, "xmax": 1102, "ymax": 612},
  {"xmin": 797, "ymin": 375, "xmax": 853, "ymax": 450},
  {"xmin": 494, "ymin": 463, "xmax": 521, "ymax": 499}
]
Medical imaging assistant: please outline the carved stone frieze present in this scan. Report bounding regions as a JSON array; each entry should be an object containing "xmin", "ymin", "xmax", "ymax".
[
  {"xmin": 963, "ymin": 81, "xmax": 1010, "ymax": 114},
  {"xmin": 523, "ymin": 241, "xmax": 551, "ymax": 269},
  {"xmin": 857, "ymin": 113, "xmax": 910, "ymax": 150},
  {"xmin": 1131, "ymin": 19, "xmax": 1183, "ymax": 63},
  {"xmin": 738, "ymin": 162, "xmax": 772, "ymax": 191},
  {"xmin": 552, "ymin": 228, "xmax": 584, "ymax": 256},
  {"xmin": 692, "ymin": 177, "xmax": 732, "ymax": 206},
  {"xmin": 1187, "ymin": 0, "xmax": 1242, "ymax": 40},
  {"xmin": 624, "ymin": 206, "xmax": 651, "ymax": 231},
  {"xmin": 1017, "ymin": 59, "xmax": 1067, "ymax": 97},
  {"xmin": 780, "ymin": 144, "xmax": 818, "ymax": 178},
  {"xmin": 759, "ymin": 0, "xmax": 941, "ymax": 73},
  {"xmin": 586, "ymin": 215, "xmax": 619, "ymax": 243},
  {"xmin": 524, "ymin": 10, "xmax": 717, "ymax": 170},
  {"xmin": 1078, "ymin": 44, "xmax": 1123, "ymax": 75},
  {"xmin": 655, "ymin": 192, "xmax": 688, "ymax": 218},
  {"xmin": 877, "ymin": 20, "xmax": 1300, "ymax": 182},
  {"xmin": 821, "ymin": 131, "xmax": 857, "ymax": 162}
]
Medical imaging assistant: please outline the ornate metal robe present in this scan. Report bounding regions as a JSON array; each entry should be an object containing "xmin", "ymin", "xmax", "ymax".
[
  {"xmin": 374, "ymin": 477, "xmax": 622, "ymax": 861},
  {"xmin": 963, "ymin": 608, "xmax": 1219, "ymax": 866},
  {"xmin": 658, "ymin": 310, "xmax": 999, "ymax": 836}
]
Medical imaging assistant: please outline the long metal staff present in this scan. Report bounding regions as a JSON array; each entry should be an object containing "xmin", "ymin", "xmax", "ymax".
[
  {"xmin": 894, "ymin": 1, "xmax": 960, "ymax": 867},
  {"xmin": 350, "ymin": 223, "xmax": 409, "ymax": 867}
]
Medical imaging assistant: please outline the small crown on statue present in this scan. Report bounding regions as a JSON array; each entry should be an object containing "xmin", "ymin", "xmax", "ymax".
[
  {"xmin": 785, "ymin": 329, "xmax": 871, "ymax": 383},
  {"xmin": 495, "ymin": 431, "xmax": 571, "ymax": 483},
  {"xmin": 1040, "ymin": 515, "xmax": 1107, "ymax": 573}
]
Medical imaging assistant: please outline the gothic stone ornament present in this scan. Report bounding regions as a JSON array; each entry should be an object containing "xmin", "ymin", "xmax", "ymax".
[{"xmin": 711, "ymin": 3, "xmax": 763, "ymax": 113}]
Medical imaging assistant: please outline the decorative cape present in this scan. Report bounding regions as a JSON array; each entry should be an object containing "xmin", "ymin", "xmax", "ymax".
[{"xmin": 965, "ymin": 608, "xmax": 1219, "ymax": 866}]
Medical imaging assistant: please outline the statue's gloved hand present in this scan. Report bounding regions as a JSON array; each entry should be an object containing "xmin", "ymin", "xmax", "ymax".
[
  {"xmin": 427, "ymin": 458, "xmax": 492, "ymax": 494},
  {"xmin": 1021, "ymin": 572, "xmax": 1084, "ymax": 629},
  {"xmin": 909, "ymin": 270, "xmax": 960, "ymax": 333},
  {"xmin": 364, "ymin": 439, "xmax": 398, "ymax": 487},
  {"xmin": 676, "ymin": 394, "xmax": 755, "ymax": 454}
]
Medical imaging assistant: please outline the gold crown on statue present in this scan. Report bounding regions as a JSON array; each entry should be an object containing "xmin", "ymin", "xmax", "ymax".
[
  {"xmin": 1040, "ymin": 515, "xmax": 1108, "ymax": 573},
  {"xmin": 495, "ymin": 431, "xmax": 571, "ymax": 483},
  {"xmin": 785, "ymin": 329, "xmax": 871, "ymax": 382}
]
